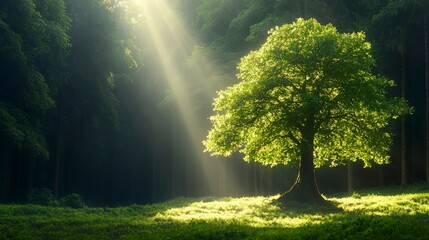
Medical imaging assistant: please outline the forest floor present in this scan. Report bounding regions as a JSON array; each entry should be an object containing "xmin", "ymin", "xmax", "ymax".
[{"xmin": 0, "ymin": 184, "xmax": 428, "ymax": 240}]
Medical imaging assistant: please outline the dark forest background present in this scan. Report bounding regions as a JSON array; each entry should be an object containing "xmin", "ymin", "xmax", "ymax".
[{"xmin": 0, "ymin": 0, "xmax": 428, "ymax": 206}]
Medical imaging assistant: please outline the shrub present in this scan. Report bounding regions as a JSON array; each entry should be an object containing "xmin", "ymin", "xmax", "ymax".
[
  {"xmin": 48, "ymin": 199, "xmax": 61, "ymax": 207},
  {"xmin": 351, "ymin": 192, "xmax": 362, "ymax": 199},
  {"xmin": 60, "ymin": 193, "xmax": 87, "ymax": 208},
  {"xmin": 27, "ymin": 188, "xmax": 55, "ymax": 205}
]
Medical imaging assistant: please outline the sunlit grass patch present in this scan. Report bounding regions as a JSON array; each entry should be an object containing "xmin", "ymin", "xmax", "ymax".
[
  {"xmin": 332, "ymin": 191, "xmax": 429, "ymax": 216},
  {"xmin": 150, "ymin": 196, "xmax": 319, "ymax": 228},
  {"xmin": 146, "ymin": 187, "xmax": 429, "ymax": 229}
]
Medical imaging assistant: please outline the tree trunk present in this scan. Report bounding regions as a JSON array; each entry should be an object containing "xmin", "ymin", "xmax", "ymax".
[
  {"xmin": 171, "ymin": 118, "xmax": 177, "ymax": 196},
  {"xmin": 10, "ymin": 146, "xmax": 23, "ymax": 202},
  {"xmin": 348, "ymin": 161, "xmax": 354, "ymax": 195},
  {"xmin": 278, "ymin": 122, "xmax": 324, "ymax": 203},
  {"xmin": 254, "ymin": 164, "xmax": 259, "ymax": 195},
  {"xmin": 300, "ymin": 0, "xmax": 308, "ymax": 19},
  {"xmin": 266, "ymin": 167, "xmax": 273, "ymax": 195},
  {"xmin": 304, "ymin": 0, "xmax": 308, "ymax": 19},
  {"xmin": 400, "ymin": 47, "xmax": 408, "ymax": 186},
  {"xmin": 278, "ymin": 146, "xmax": 324, "ymax": 203},
  {"xmin": 54, "ymin": 120, "xmax": 63, "ymax": 198},
  {"xmin": 378, "ymin": 165, "xmax": 385, "ymax": 186},
  {"xmin": 53, "ymin": 90, "xmax": 65, "ymax": 198},
  {"xmin": 425, "ymin": 17, "xmax": 429, "ymax": 186}
]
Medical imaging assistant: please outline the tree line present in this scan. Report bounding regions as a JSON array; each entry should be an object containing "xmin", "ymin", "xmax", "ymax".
[{"xmin": 0, "ymin": 0, "xmax": 428, "ymax": 205}]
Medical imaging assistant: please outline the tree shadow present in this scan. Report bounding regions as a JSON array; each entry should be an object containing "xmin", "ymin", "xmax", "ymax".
[
  {"xmin": 329, "ymin": 183, "xmax": 429, "ymax": 198},
  {"xmin": 270, "ymin": 198, "xmax": 344, "ymax": 215}
]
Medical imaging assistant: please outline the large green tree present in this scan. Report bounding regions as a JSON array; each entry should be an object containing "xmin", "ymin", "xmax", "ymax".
[{"xmin": 204, "ymin": 18, "xmax": 411, "ymax": 202}]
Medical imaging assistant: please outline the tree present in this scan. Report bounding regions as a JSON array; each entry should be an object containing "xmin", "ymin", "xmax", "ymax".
[
  {"xmin": 425, "ymin": 15, "xmax": 429, "ymax": 186},
  {"xmin": 0, "ymin": 0, "xmax": 70, "ymax": 201},
  {"xmin": 204, "ymin": 18, "xmax": 411, "ymax": 203}
]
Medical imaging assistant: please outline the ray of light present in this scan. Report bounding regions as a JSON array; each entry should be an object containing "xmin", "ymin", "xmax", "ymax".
[{"xmin": 139, "ymin": 0, "xmax": 240, "ymax": 196}]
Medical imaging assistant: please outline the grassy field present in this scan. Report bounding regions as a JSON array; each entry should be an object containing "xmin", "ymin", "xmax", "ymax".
[{"xmin": 1, "ymin": 184, "xmax": 428, "ymax": 240}]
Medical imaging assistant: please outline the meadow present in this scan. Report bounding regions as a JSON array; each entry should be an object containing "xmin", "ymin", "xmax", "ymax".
[{"xmin": 0, "ymin": 184, "xmax": 428, "ymax": 240}]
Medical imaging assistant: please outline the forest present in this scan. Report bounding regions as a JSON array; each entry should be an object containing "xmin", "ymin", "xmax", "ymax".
[{"xmin": 0, "ymin": 0, "xmax": 428, "ymax": 207}]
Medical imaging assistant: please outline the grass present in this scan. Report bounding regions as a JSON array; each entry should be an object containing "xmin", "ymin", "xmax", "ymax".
[{"xmin": 0, "ymin": 184, "xmax": 428, "ymax": 239}]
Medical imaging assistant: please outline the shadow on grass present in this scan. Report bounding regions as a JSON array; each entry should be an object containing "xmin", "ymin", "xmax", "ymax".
[
  {"xmin": 271, "ymin": 198, "xmax": 344, "ymax": 215},
  {"xmin": 329, "ymin": 182, "xmax": 429, "ymax": 198}
]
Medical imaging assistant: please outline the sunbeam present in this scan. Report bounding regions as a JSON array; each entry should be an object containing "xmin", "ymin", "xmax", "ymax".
[{"xmin": 139, "ymin": 0, "xmax": 240, "ymax": 196}]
